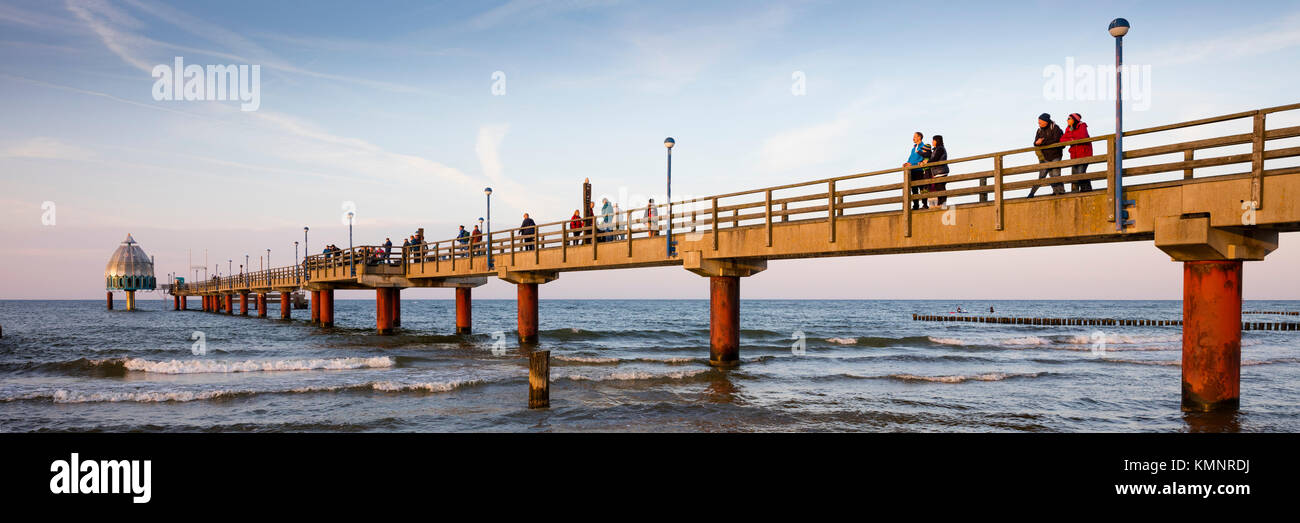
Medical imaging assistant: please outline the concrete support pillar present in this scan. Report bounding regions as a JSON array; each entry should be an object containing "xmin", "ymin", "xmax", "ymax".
[
  {"xmin": 455, "ymin": 287, "xmax": 472, "ymax": 334},
  {"xmin": 226, "ymin": 294, "xmax": 234, "ymax": 315},
  {"xmin": 126, "ymin": 290, "xmax": 135, "ymax": 311},
  {"xmin": 180, "ymin": 295, "xmax": 187, "ymax": 310},
  {"xmin": 376, "ymin": 288, "xmax": 396, "ymax": 334},
  {"xmin": 319, "ymin": 289, "xmax": 334, "ymax": 327},
  {"xmin": 173, "ymin": 295, "xmax": 179, "ymax": 311},
  {"xmin": 257, "ymin": 293, "xmax": 267, "ymax": 318},
  {"xmin": 709, "ymin": 276, "xmax": 740, "ymax": 367},
  {"xmin": 1182, "ymin": 260, "xmax": 1243, "ymax": 412},
  {"xmin": 311, "ymin": 290, "xmax": 321, "ymax": 324},
  {"xmin": 280, "ymin": 292, "xmax": 291, "ymax": 320},
  {"xmin": 106, "ymin": 291, "xmax": 113, "ymax": 310},
  {"xmin": 240, "ymin": 292, "xmax": 249, "ymax": 316},
  {"xmin": 517, "ymin": 283, "xmax": 538, "ymax": 344}
]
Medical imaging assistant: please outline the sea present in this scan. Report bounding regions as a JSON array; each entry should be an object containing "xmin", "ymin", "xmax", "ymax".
[{"xmin": 1, "ymin": 299, "xmax": 1296, "ymax": 432}]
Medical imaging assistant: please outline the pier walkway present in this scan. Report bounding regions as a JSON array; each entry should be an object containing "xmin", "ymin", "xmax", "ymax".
[{"xmin": 167, "ymin": 103, "xmax": 1300, "ymax": 412}]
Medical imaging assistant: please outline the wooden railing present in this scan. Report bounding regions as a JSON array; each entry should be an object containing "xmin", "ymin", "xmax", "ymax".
[{"xmin": 171, "ymin": 102, "xmax": 1300, "ymax": 294}]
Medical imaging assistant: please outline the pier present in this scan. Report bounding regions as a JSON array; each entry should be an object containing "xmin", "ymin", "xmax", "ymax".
[{"xmin": 169, "ymin": 103, "xmax": 1300, "ymax": 413}]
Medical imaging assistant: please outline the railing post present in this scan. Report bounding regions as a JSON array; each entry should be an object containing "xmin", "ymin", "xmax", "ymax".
[
  {"xmin": 510, "ymin": 230, "xmax": 516, "ymax": 266},
  {"xmin": 535, "ymin": 228, "xmax": 540, "ymax": 263},
  {"xmin": 994, "ymin": 154, "xmax": 1004, "ymax": 231},
  {"xmin": 626, "ymin": 210, "xmax": 634, "ymax": 257},
  {"xmin": 828, "ymin": 181, "xmax": 837, "ymax": 242},
  {"xmin": 979, "ymin": 176, "xmax": 988, "ymax": 203},
  {"xmin": 765, "ymin": 189, "xmax": 773, "ymax": 247},
  {"xmin": 711, "ymin": 197, "xmax": 719, "ymax": 251},
  {"xmin": 901, "ymin": 167, "xmax": 911, "ymax": 238},
  {"xmin": 591, "ymin": 217, "xmax": 598, "ymax": 261},
  {"xmin": 1184, "ymin": 150, "xmax": 1194, "ymax": 180},
  {"xmin": 1251, "ymin": 111, "xmax": 1265, "ymax": 209},
  {"xmin": 562, "ymin": 226, "xmax": 568, "ymax": 263}
]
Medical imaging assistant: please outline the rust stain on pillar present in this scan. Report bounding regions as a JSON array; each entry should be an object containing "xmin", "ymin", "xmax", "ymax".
[
  {"xmin": 709, "ymin": 276, "xmax": 740, "ymax": 367},
  {"xmin": 456, "ymin": 287, "xmax": 472, "ymax": 334},
  {"xmin": 1182, "ymin": 260, "xmax": 1242, "ymax": 412},
  {"xmin": 518, "ymin": 282, "xmax": 538, "ymax": 344}
]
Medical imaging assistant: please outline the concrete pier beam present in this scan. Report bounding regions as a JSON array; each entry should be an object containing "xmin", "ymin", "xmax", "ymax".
[
  {"xmin": 683, "ymin": 252, "xmax": 766, "ymax": 367},
  {"xmin": 1156, "ymin": 215, "xmax": 1278, "ymax": 413},
  {"xmin": 498, "ymin": 271, "xmax": 558, "ymax": 344}
]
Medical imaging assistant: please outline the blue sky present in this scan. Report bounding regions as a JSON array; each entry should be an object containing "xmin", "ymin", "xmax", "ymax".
[{"xmin": 1, "ymin": 0, "xmax": 1298, "ymax": 299}]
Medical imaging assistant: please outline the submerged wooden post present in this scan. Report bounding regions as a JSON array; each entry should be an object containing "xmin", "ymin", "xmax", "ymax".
[{"xmin": 529, "ymin": 350, "xmax": 550, "ymax": 409}]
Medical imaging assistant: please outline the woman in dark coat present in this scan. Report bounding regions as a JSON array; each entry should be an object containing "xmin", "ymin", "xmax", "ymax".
[{"xmin": 923, "ymin": 135, "xmax": 949, "ymax": 205}]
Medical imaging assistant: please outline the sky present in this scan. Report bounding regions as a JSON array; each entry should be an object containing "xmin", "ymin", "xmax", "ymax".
[{"xmin": 1, "ymin": 0, "xmax": 1298, "ymax": 300}]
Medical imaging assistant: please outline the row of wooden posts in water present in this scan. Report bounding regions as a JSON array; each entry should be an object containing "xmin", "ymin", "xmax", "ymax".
[
  {"xmin": 911, "ymin": 314, "xmax": 1300, "ymax": 331},
  {"xmin": 1243, "ymin": 311, "xmax": 1300, "ymax": 316}
]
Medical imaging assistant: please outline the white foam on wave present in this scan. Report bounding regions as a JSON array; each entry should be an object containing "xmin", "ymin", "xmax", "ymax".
[
  {"xmin": 826, "ymin": 337, "xmax": 858, "ymax": 345},
  {"xmin": 887, "ymin": 372, "xmax": 1045, "ymax": 383},
  {"xmin": 928, "ymin": 336, "xmax": 1051, "ymax": 347},
  {"xmin": 3, "ymin": 378, "xmax": 483, "ymax": 404},
  {"xmin": 1064, "ymin": 334, "xmax": 1181, "ymax": 345},
  {"xmin": 562, "ymin": 368, "xmax": 710, "ymax": 382},
  {"xmin": 120, "ymin": 357, "xmax": 394, "ymax": 374},
  {"xmin": 928, "ymin": 337, "xmax": 967, "ymax": 345},
  {"xmin": 554, "ymin": 355, "xmax": 620, "ymax": 364}
]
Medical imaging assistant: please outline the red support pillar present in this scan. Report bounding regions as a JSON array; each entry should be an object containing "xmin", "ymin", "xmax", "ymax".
[
  {"xmin": 240, "ymin": 292, "xmax": 249, "ymax": 316},
  {"xmin": 180, "ymin": 295, "xmax": 187, "ymax": 310},
  {"xmin": 517, "ymin": 283, "xmax": 538, "ymax": 344},
  {"xmin": 311, "ymin": 290, "xmax": 321, "ymax": 324},
  {"xmin": 257, "ymin": 293, "xmax": 267, "ymax": 317},
  {"xmin": 456, "ymin": 287, "xmax": 472, "ymax": 334},
  {"xmin": 392, "ymin": 289, "xmax": 401, "ymax": 327},
  {"xmin": 106, "ymin": 291, "xmax": 113, "ymax": 310},
  {"xmin": 226, "ymin": 294, "xmax": 234, "ymax": 315},
  {"xmin": 173, "ymin": 295, "xmax": 179, "ymax": 311},
  {"xmin": 280, "ymin": 292, "xmax": 291, "ymax": 320},
  {"xmin": 709, "ymin": 276, "xmax": 740, "ymax": 367},
  {"xmin": 319, "ymin": 289, "xmax": 334, "ymax": 327},
  {"xmin": 1182, "ymin": 260, "xmax": 1243, "ymax": 412},
  {"xmin": 202, "ymin": 296, "xmax": 207, "ymax": 312},
  {"xmin": 376, "ymin": 288, "xmax": 395, "ymax": 334}
]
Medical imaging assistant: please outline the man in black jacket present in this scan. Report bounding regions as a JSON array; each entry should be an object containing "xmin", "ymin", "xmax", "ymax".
[
  {"xmin": 520, "ymin": 213, "xmax": 537, "ymax": 251},
  {"xmin": 1029, "ymin": 113, "xmax": 1066, "ymax": 197}
]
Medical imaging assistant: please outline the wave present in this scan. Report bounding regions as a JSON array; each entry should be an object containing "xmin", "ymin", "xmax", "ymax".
[
  {"xmin": 1099, "ymin": 357, "xmax": 1300, "ymax": 367},
  {"xmin": 114, "ymin": 357, "xmax": 395, "ymax": 374},
  {"xmin": 884, "ymin": 371, "xmax": 1049, "ymax": 384},
  {"xmin": 825, "ymin": 337, "xmax": 858, "ymax": 345},
  {"xmin": 1, "ymin": 378, "xmax": 483, "ymax": 404},
  {"xmin": 559, "ymin": 368, "xmax": 712, "ymax": 382}
]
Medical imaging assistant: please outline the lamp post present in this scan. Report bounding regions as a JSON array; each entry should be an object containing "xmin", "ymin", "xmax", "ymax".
[
  {"xmin": 294, "ymin": 241, "xmax": 299, "ymax": 283},
  {"xmin": 244, "ymin": 254, "xmax": 249, "ymax": 282},
  {"xmin": 484, "ymin": 187, "xmax": 493, "ymax": 269},
  {"xmin": 266, "ymin": 248, "xmax": 271, "ymax": 285},
  {"xmin": 303, "ymin": 226, "xmax": 309, "ymax": 281},
  {"xmin": 1109, "ymin": 17, "xmax": 1133, "ymax": 232},
  {"xmin": 664, "ymin": 137, "xmax": 676, "ymax": 257},
  {"xmin": 347, "ymin": 211, "xmax": 355, "ymax": 276}
]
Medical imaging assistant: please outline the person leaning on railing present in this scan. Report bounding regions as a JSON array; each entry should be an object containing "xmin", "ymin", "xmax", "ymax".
[
  {"xmin": 904, "ymin": 131, "xmax": 931, "ymax": 210},
  {"xmin": 520, "ymin": 213, "xmax": 537, "ymax": 251},
  {"xmin": 921, "ymin": 135, "xmax": 949, "ymax": 206},
  {"xmin": 1060, "ymin": 113, "xmax": 1094, "ymax": 193}
]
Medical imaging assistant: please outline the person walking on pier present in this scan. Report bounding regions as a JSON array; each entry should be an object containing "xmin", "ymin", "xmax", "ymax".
[
  {"xmin": 922, "ymin": 135, "xmax": 949, "ymax": 206},
  {"xmin": 520, "ymin": 213, "xmax": 537, "ymax": 250},
  {"xmin": 1061, "ymin": 113, "xmax": 1094, "ymax": 193},
  {"xmin": 471, "ymin": 225, "xmax": 483, "ymax": 257},
  {"xmin": 598, "ymin": 197, "xmax": 614, "ymax": 242},
  {"xmin": 646, "ymin": 199, "xmax": 659, "ymax": 237},
  {"xmin": 1029, "ymin": 113, "xmax": 1065, "ymax": 197},
  {"xmin": 904, "ymin": 131, "xmax": 931, "ymax": 210}
]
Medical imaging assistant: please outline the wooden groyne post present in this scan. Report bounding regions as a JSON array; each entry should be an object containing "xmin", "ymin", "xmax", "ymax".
[{"xmin": 529, "ymin": 350, "xmax": 550, "ymax": 409}]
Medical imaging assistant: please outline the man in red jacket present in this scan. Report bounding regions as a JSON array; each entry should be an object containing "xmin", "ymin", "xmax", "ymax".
[{"xmin": 1060, "ymin": 112, "xmax": 1094, "ymax": 192}]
